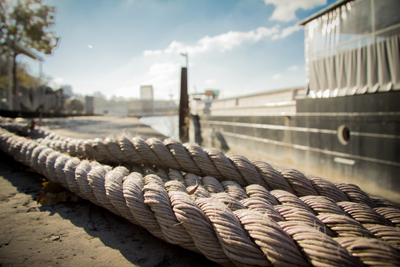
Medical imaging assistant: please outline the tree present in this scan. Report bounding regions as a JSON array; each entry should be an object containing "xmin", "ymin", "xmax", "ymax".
[
  {"xmin": 0, "ymin": 0, "xmax": 59, "ymax": 93},
  {"xmin": 0, "ymin": 55, "xmax": 51, "ymax": 96}
]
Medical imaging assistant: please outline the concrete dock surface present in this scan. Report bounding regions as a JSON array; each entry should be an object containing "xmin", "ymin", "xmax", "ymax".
[{"xmin": 38, "ymin": 115, "xmax": 167, "ymax": 140}]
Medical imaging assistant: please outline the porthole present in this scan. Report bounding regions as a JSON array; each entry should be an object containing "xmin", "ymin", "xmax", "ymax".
[{"xmin": 337, "ymin": 125, "xmax": 350, "ymax": 145}]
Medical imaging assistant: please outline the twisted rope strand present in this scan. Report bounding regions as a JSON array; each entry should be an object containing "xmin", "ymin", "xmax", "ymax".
[
  {"xmin": 335, "ymin": 237, "xmax": 400, "ymax": 266},
  {"xmin": 122, "ymin": 173, "xmax": 167, "ymax": 241},
  {"xmin": 168, "ymin": 190, "xmax": 234, "ymax": 266},
  {"xmin": 196, "ymin": 197, "xmax": 271, "ymax": 267},
  {"xmin": 143, "ymin": 176, "xmax": 199, "ymax": 252},
  {"xmin": 279, "ymin": 224, "xmax": 364, "ymax": 267},
  {"xmin": 234, "ymin": 209, "xmax": 311, "ymax": 267}
]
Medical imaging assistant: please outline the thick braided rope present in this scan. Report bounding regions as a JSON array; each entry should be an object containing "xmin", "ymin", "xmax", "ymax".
[
  {"xmin": 54, "ymin": 135, "xmax": 383, "ymax": 207},
  {"xmin": 1, "ymin": 127, "xmax": 398, "ymax": 224},
  {"xmin": 1, "ymin": 127, "xmax": 400, "ymax": 266},
  {"xmin": 0, "ymin": 123, "xmax": 391, "ymax": 213},
  {"xmin": 2, "ymin": 126, "xmax": 400, "ymax": 214},
  {"xmin": 0, "ymin": 123, "xmax": 376, "ymax": 207}
]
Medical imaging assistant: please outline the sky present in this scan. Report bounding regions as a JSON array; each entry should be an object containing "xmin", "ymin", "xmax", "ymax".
[{"xmin": 21, "ymin": 0, "xmax": 337, "ymax": 100}]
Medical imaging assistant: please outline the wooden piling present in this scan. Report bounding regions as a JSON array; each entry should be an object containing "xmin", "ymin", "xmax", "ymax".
[{"xmin": 179, "ymin": 67, "xmax": 189, "ymax": 142}]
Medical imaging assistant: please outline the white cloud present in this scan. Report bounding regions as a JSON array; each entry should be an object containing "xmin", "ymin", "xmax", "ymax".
[
  {"xmin": 272, "ymin": 25, "xmax": 302, "ymax": 40},
  {"xmin": 143, "ymin": 49, "xmax": 162, "ymax": 56},
  {"xmin": 288, "ymin": 65, "xmax": 298, "ymax": 71},
  {"xmin": 144, "ymin": 26, "xmax": 280, "ymax": 56},
  {"xmin": 112, "ymin": 61, "xmax": 181, "ymax": 99},
  {"xmin": 49, "ymin": 77, "xmax": 65, "ymax": 89},
  {"xmin": 88, "ymin": 45, "xmax": 93, "ymax": 49},
  {"xmin": 145, "ymin": 62, "xmax": 180, "ymax": 83},
  {"xmin": 205, "ymin": 79, "xmax": 219, "ymax": 87},
  {"xmin": 272, "ymin": 74, "xmax": 281, "ymax": 80},
  {"xmin": 52, "ymin": 77, "xmax": 64, "ymax": 83},
  {"xmin": 263, "ymin": 0, "xmax": 327, "ymax": 22}
]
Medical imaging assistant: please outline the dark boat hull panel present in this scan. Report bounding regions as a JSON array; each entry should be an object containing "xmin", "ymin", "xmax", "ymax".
[{"xmin": 191, "ymin": 91, "xmax": 400, "ymax": 202}]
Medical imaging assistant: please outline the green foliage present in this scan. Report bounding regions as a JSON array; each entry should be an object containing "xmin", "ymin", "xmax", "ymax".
[
  {"xmin": 0, "ymin": 55, "xmax": 51, "ymax": 99},
  {"xmin": 0, "ymin": 72, "xmax": 38, "ymax": 89},
  {"xmin": 0, "ymin": 0, "xmax": 59, "ymax": 55},
  {"xmin": 0, "ymin": 0, "xmax": 58, "ymax": 96}
]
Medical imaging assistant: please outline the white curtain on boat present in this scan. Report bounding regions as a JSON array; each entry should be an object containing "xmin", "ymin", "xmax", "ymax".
[{"xmin": 305, "ymin": 0, "xmax": 400, "ymax": 97}]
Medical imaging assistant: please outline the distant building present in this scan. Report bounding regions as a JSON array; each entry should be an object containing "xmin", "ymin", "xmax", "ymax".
[
  {"xmin": 140, "ymin": 85, "xmax": 154, "ymax": 113},
  {"xmin": 126, "ymin": 85, "xmax": 178, "ymax": 116},
  {"xmin": 85, "ymin": 96, "xmax": 94, "ymax": 115}
]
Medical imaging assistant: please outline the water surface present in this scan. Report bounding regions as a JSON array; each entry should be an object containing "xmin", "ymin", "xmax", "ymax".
[{"xmin": 139, "ymin": 115, "xmax": 179, "ymax": 139}]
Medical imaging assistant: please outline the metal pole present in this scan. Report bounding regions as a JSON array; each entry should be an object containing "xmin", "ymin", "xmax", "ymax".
[
  {"xmin": 7, "ymin": 38, "xmax": 13, "ymax": 110},
  {"xmin": 179, "ymin": 52, "xmax": 189, "ymax": 142}
]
